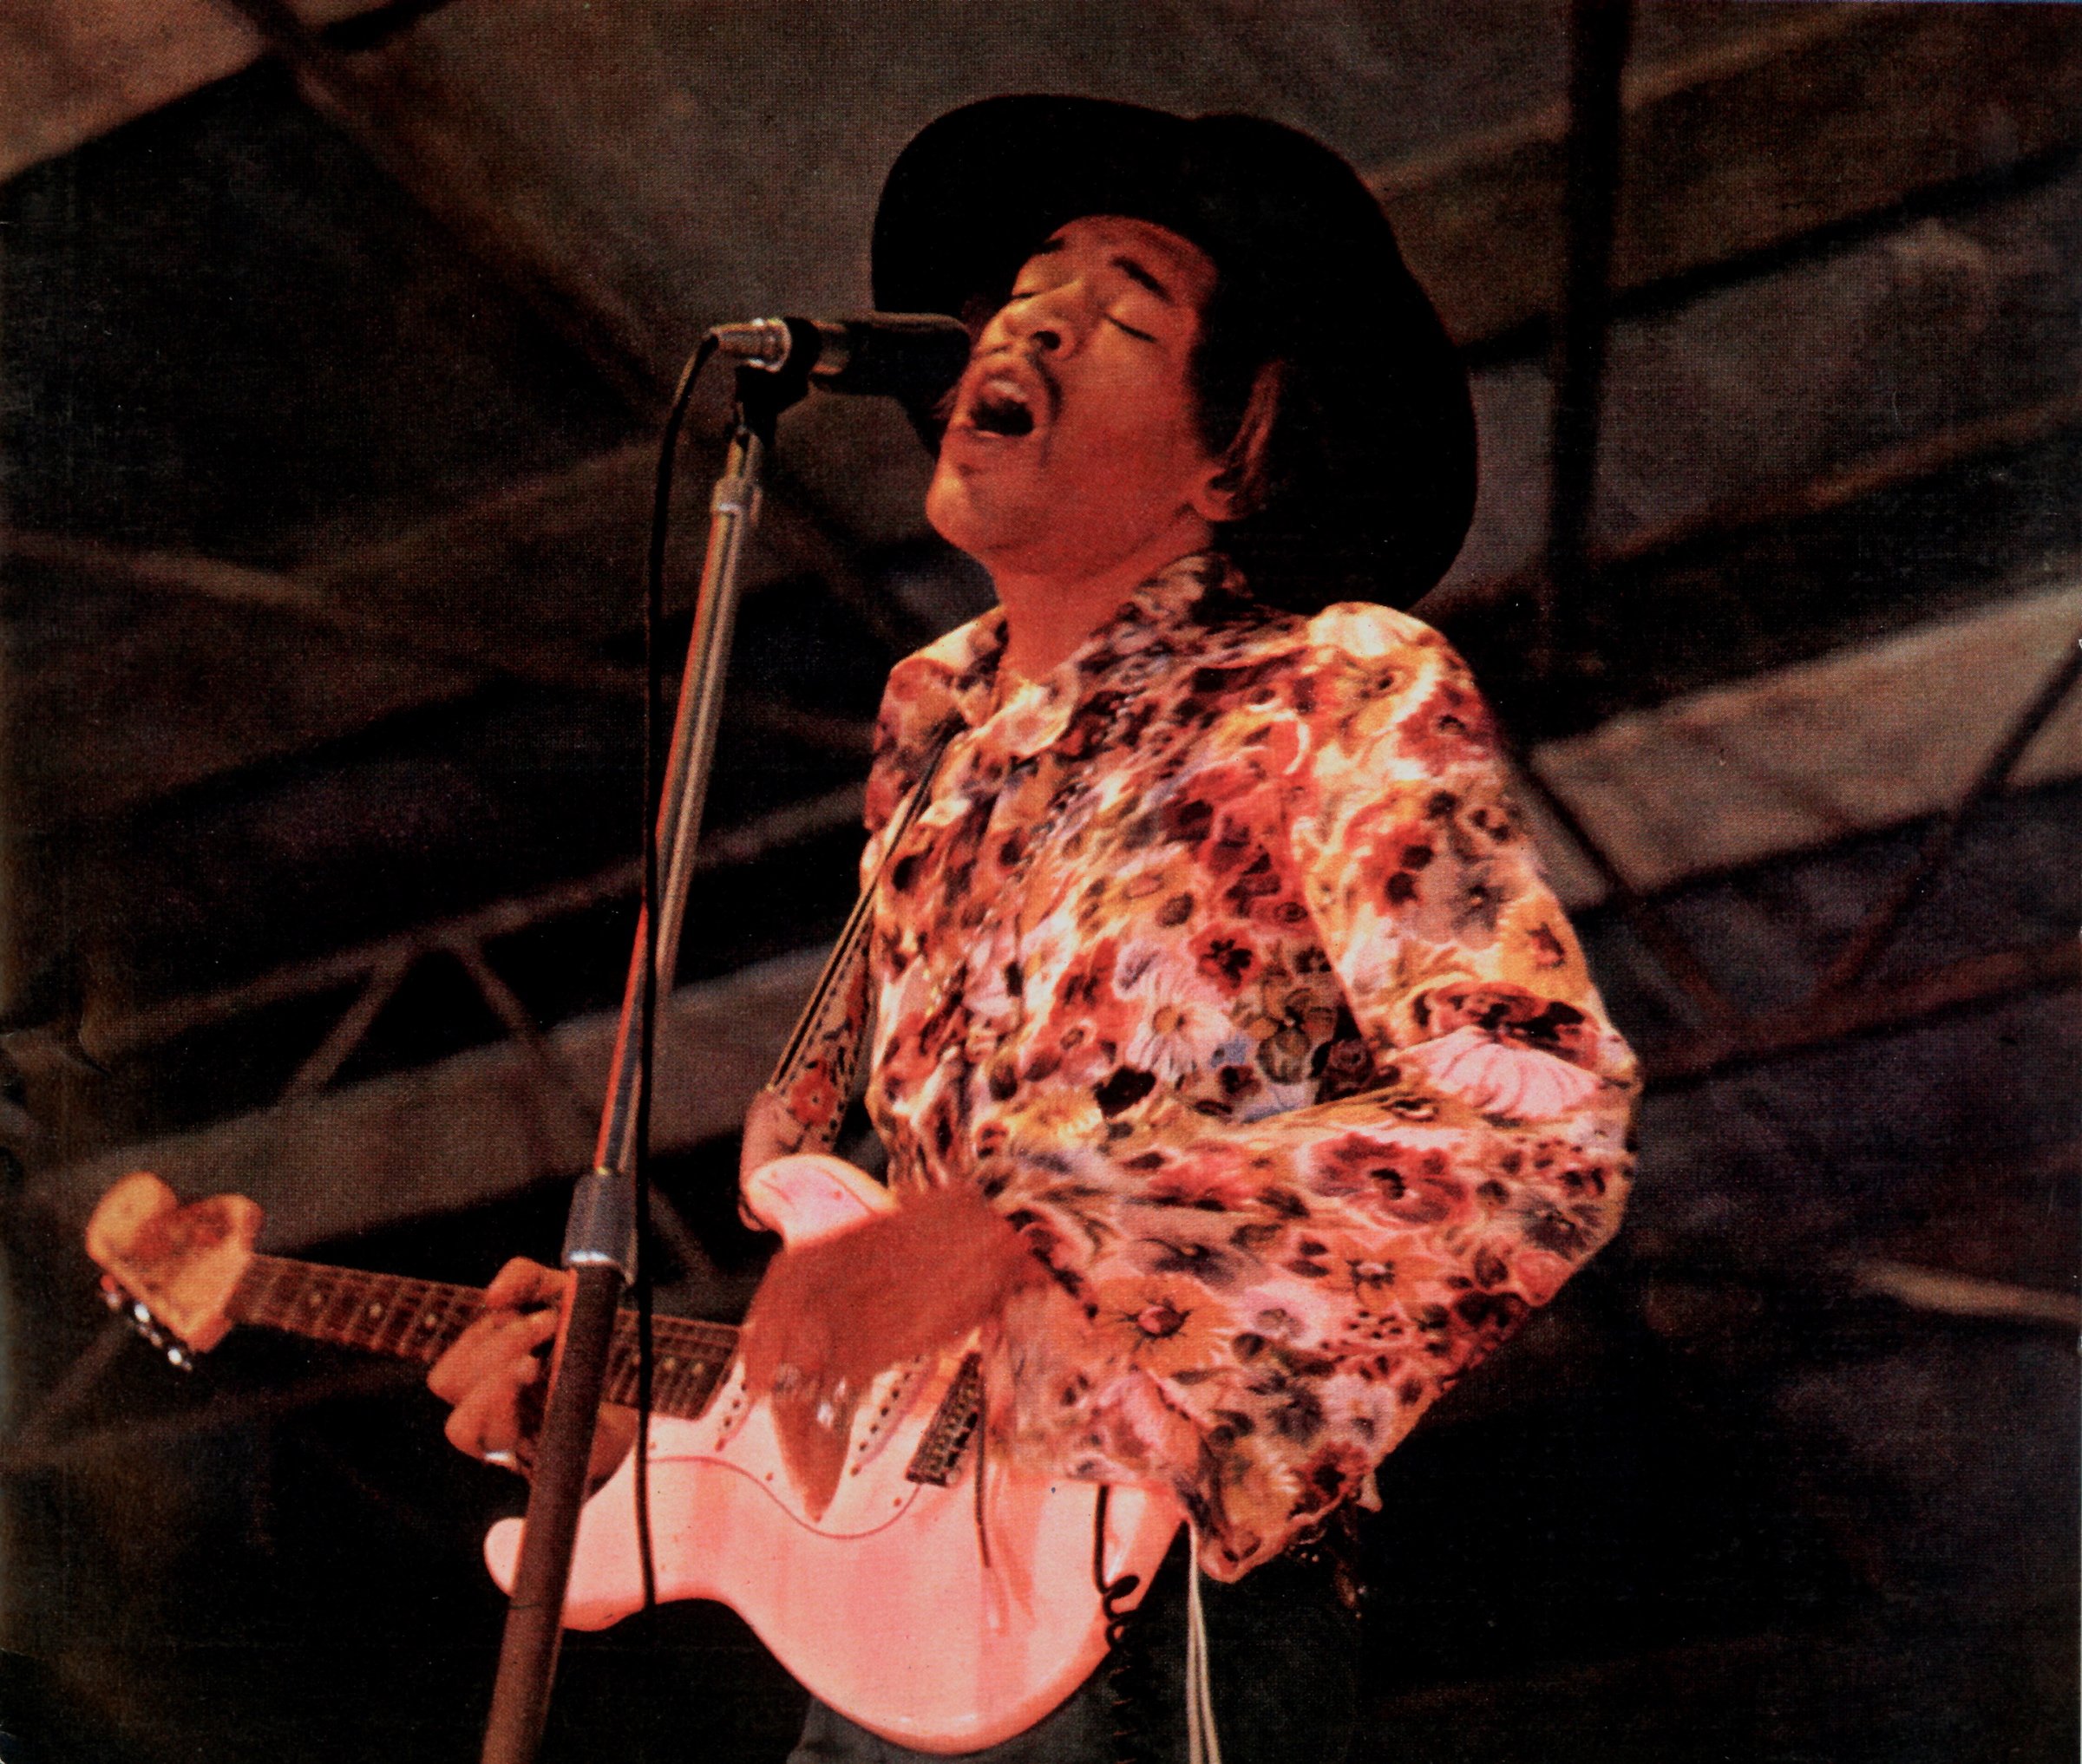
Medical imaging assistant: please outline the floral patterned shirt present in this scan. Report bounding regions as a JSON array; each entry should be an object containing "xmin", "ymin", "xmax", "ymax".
[{"xmin": 782, "ymin": 552, "xmax": 1637, "ymax": 1580}]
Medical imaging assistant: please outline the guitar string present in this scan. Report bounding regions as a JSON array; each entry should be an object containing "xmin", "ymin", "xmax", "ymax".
[
  {"xmin": 214, "ymin": 1252, "xmax": 999, "ymax": 1514},
  {"xmin": 229, "ymin": 1253, "xmax": 745, "ymax": 1415}
]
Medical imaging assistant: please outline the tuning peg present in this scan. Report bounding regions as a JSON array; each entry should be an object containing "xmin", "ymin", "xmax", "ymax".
[
  {"xmin": 121, "ymin": 1298, "xmax": 167, "ymax": 1348},
  {"xmin": 93, "ymin": 1282, "xmax": 191, "ymax": 1366}
]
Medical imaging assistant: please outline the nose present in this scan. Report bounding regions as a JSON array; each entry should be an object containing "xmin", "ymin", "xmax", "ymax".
[{"xmin": 993, "ymin": 280, "xmax": 1090, "ymax": 358}]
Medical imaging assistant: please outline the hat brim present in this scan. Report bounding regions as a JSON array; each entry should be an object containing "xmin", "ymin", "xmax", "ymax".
[{"xmin": 871, "ymin": 95, "xmax": 1476, "ymax": 612}]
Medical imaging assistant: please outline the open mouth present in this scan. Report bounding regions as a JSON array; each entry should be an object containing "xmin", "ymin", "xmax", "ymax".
[{"xmin": 968, "ymin": 383, "xmax": 1037, "ymax": 438}]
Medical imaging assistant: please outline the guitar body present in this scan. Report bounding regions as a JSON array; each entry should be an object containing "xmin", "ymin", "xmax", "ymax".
[
  {"xmin": 87, "ymin": 1159, "xmax": 1182, "ymax": 1754},
  {"xmin": 486, "ymin": 1153, "xmax": 1182, "ymax": 1754},
  {"xmin": 488, "ymin": 1371, "xmax": 1176, "ymax": 1752}
]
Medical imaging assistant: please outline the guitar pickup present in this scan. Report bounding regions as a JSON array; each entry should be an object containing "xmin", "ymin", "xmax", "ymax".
[{"xmin": 903, "ymin": 1351, "xmax": 984, "ymax": 1486}]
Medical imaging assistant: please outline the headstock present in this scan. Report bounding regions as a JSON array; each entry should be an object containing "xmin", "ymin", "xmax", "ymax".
[{"xmin": 85, "ymin": 1172, "xmax": 263, "ymax": 1359}]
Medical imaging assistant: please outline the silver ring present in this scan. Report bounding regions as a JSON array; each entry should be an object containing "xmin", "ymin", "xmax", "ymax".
[{"xmin": 814, "ymin": 1398, "xmax": 837, "ymax": 1429}]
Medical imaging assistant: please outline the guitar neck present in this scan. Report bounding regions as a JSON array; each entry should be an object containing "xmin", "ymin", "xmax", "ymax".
[{"xmin": 228, "ymin": 1255, "xmax": 740, "ymax": 1421}]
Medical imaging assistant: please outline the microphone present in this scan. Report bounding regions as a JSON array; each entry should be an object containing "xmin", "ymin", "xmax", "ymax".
[{"xmin": 704, "ymin": 313, "xmax": 971, "ymax": 403}]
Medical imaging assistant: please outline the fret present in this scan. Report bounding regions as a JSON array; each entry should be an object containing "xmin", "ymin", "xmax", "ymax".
[
  {"xmin": 256, "ymin": 1258, "xmax": 298, "ymax": 1329},
  {"xmin": 265, "ymin": 1258, "xmax": 324, "ymax": 1332},
  {"xmin": 603, "ymin": 1314, "xmax": 738, "ymax": 1421},
  {"xmin": 229, "ymin": 1255, "xmax": 291, "ymax": 1330},
  {"xmin": 337, "ymin": 1271, "xmax": 382, "ymax": 1350},
  {"xmin": 297, "ymin": 1264, "xmax": 343, "ymax": 1342},
  {"xmin": 324, "ymin": 1269, "xmax": 374, "ymax": 1349},
  {"xmin": 301, "ymin": 1264, "xmax": 345, "ymax": 1337},
  {"xmin": 226, "ymin": 1254, "xmax": 734, "ymax": 1402},
  {"xmin": 428, "ymin": 1284, "xmax": 484, "ymax": 1358},
  {"xmin": 406, "ymin": 1281, "xmax": 451, "ymax": 1364},
  {"xmin": 224, "ymin": 1257, "xmax": 482, "ymax": 1362},
  {"xmin": 318, "ymin": 1268, "xmax": 357, "ymax": 1344},
  {"xmin": 410, "ymin": 1281, "xmax": 454, "ymax": 1356},
  {"xmin": 422, "ymin": 1283, "xmax": 474, "ymax": 1357},
  {"xmin": 369, "ymin": 1276, "xmax": 423, "ymax": 1357},
  {"xmin": 396, "ymin": 1277, "xmax": 455, "ymax": 1360},
  {"xmin": 396, "ymin": 1280, "xmax": 481, "ymax": 1362},
  {"xmin": 275, "ymin": 1259, "xmax": 317, "ymax": 1330},
  {"xmin": 350, "ymin": 1272, "xmax": 410, "ymax": 1353}
]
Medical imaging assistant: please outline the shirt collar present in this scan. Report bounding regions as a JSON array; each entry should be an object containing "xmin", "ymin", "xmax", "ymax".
[
  {"xmin": 959, "ymin": 551, "xmax": 1229, "ymax": 751},
  {"xmin": 880, "ymin": 552, "xmax": 1236, "ymax": 774}
]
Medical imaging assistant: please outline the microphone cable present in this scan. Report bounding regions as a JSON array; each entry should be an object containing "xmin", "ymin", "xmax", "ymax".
[{"xmin": 628, "ymin": 331, "xmax": 721, "ymax": 1612}]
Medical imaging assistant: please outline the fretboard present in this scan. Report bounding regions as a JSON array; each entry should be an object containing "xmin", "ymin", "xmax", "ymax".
[{"xmin": 228, "ymin": 1255, "xmax": 740, "ymax": 1421}]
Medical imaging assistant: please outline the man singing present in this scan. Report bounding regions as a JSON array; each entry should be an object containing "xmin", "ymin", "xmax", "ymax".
[{"xmin": 432, "ymin": 96, "xmax": 1638, "ymax": 1763}]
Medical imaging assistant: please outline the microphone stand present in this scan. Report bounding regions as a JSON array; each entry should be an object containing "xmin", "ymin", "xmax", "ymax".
[{"xmin": 478, "ymin": 356, "xmax": 807, "ymax": 1764}]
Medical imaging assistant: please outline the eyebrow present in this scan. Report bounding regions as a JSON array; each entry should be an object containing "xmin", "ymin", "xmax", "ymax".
[{"xmin": 1110, "ymin": 254, "xmax": 1174, "ymax": 303}]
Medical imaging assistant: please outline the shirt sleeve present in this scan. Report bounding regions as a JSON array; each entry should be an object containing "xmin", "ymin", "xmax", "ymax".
[{"xmin": 979, "ymin": 607, "xmax": 1639, "ymax": 1580}]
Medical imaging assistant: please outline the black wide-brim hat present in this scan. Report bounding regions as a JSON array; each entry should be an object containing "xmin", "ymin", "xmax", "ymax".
[{"xmin": 872, "ymin": 95, "xmax": 1476, "ymax": 612}]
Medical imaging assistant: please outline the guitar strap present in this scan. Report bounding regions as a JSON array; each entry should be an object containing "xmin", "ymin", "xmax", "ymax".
[{"xmin": 763, "ymin": 723, "xmax": 959, "ymax": 1153}]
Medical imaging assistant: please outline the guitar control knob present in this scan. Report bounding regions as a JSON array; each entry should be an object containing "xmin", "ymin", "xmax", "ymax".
[{"xmin": 167, "ymin": 1347, "xmax": 192, "ymax": 1371}]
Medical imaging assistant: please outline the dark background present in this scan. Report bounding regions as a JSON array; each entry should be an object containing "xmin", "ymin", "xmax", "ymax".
[{"xmin": 0, "ymin": 3, "xmax": 2075, "ymax": 1761}]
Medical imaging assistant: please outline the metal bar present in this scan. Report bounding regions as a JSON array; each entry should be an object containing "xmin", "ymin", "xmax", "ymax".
[
  {"xmin": 587, "ymin": 420, "xmax": 765, "ymax": 1187},
  {"xmin": 1514, "ymin": 747, "xmax": 1744, "ymax": 1029},
  {"xmin": 3, "ymin": 527, "xmax": 884, "ymax": 743},
  {"xmin": 1479, "ymin": 0, "xmax": 1741, "ymax": 1047},
  {"xmin": 651, "ymin": 431, "xmax": 765, "ymax": 1003},
  {"xmin": 87, "ymin": 783, "xmax": 867, "ymax": 1065},
  {"xmin": 483, "ymin": 373, "xmax": 783, "ymax": 1764},
  {"xmin": 1421, "ymin": 387, "xmax": 2082, "ymax": 635},
  {"xmin": 1365, "ymin": 4, "xmax": 2082, "ymax": 354},
  {"xmin": 477, "ymin": 1261, "xmax": 619, "ymax": 1764},
  {"xmin": 1642, "ymin": 934, "xmax": 2080, "ymax": 1087},
  {"xmin": 446, "ymin": 938, "xmax": 597, "ymax": 1149},
  {"xmin": 213, "ymin": 0, "xmax": 665, "ymax": 416},
  {"xmin": 1620, "ymin": 386, "xmax": 2082, "ymax": 572},
  {"xmin": 285, "ymin": 950, "xmax": 414, "ymax": 1094},
  {"xmin": 1, "ymin": 525, "xmax": 632, "ymax": 710},
  {"xmin": 1807, "ymin": 625, "xmax": 2082, "ymax": 999},
  {"xmin": 1538, "ymin": 0, "xmax": 1634, "ymax": 677},
  {"xmin": 1852, "ymin": 1260, "xmax": 2082, "ymax": 1332},
  {"xmin": 37, "ymin": 949, "xmax": 830, "ymax": 1257},
  {"xmin": 208, "ymin": 4, "xmax": 896, "ymax": 639}
]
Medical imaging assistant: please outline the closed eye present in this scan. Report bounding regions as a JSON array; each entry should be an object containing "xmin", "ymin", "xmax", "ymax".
[{"xmin": 1109, "ymin": 315, "xmax": 1158, "ymax": 343}]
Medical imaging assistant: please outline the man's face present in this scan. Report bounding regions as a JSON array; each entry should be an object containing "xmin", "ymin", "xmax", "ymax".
[{"xmin": 925, "ymin": 215, "xmax": 1224, "ymax": 584}]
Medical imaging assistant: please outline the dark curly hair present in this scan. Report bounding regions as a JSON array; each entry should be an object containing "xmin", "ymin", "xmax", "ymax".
[{"xmin": 1175, "ymin": 121, "xmax": 1475, "ymax": 616}]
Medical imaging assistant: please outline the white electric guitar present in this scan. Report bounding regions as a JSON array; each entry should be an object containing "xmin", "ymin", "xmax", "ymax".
[{"xmin": 84, "ymin": 1163, "xmax": 1180, "ymax": 1754}]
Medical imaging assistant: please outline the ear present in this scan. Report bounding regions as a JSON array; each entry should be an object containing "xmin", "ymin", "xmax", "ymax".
[{"xmin": 1192, "ymin": 359, "xmax": 1287, "ymax": 525}]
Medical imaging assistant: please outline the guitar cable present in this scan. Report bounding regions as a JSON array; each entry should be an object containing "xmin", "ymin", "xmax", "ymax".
[
  {"xmin": 630, "ymin": 332, "xmax": 722, "ymax": 1611},
  {"xmin": 1093, "ymin": 1486, "xmax": 1156, "ymax": 1764}
]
